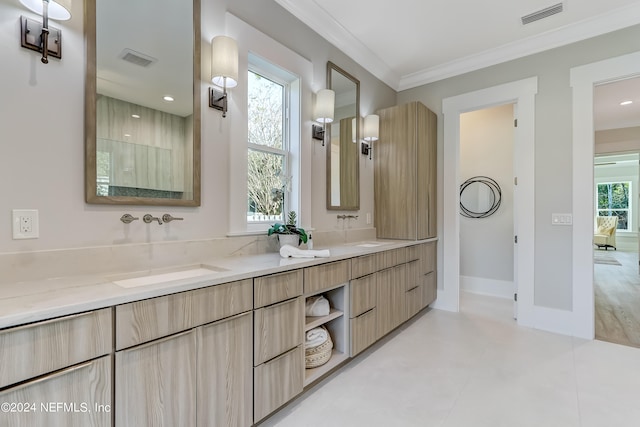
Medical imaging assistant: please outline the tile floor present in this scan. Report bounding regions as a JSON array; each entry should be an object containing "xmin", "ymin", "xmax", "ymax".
[{"xmin": 261, "ymin": 292, "xmax": 640, "ymax": 427}]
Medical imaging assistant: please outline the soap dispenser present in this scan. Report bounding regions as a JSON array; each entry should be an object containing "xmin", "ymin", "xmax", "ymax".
[{"xmin": 307, "ymin": 233, "xmax": 313, "ymax": 250}]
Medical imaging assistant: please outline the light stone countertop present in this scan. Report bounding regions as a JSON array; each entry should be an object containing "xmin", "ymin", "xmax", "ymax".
[{"xmin": 0, "ymin": 239, "xmax": 437, "ymax": 329}]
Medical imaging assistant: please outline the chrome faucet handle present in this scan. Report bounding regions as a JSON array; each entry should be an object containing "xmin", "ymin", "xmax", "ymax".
[
  {"xmin": 143, "ymin": 214, "xmax": 163, "ymax": 225},
  {"xmin": 162, "ymin": 214, "xmax": 184, "ymax": 223},
  {"xmin": 120, "ymin": 214, "xmax": 139, "ymax": 224}
]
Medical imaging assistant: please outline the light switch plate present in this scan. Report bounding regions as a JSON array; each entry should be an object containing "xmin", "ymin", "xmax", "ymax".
[
  {"xmin": 551, "ymin": 213, "xmax": 572, "ymax": 225},
  {"xmin": 12, "ymin": 209, "xmax": 39, "ymax": 239}
]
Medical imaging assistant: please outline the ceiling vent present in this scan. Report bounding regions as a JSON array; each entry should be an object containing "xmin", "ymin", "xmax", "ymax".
[
  {"xmin": 521, "ymin": 3, "xmax": 564, "ymax": 25},
  {"xmin": 119, "ymin": 48, "xmax": 157, "ymax": 67}
]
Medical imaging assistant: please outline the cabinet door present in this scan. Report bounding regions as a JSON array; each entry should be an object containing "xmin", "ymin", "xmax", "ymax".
[
  {"xmin": 254, "ymin": 297, "xmax": 303, "ymax": 365},
  {"xmin": 350, "ymin": 273, "xmax": 377, "ymax": 317},
  {"xmin": 423, "ymin": 271, "xmax": 437, "ymax": 308},
  {"xmin": 0, "ymin": 355, "xmax": 112, "ymax": 427},
  {"xmin": 254, "ymin": 346, "xmax": 303, "ymax": 423},
  {"xmin": 197, "ymin": 312, "xmax": 252, "ymax": 427},
  {"xmin": 376, "ymin": 265, "xmax": 406, "ymax": 339},
  {"xmin": 350, "ymin": 308, "xmax": 377, "ymax": 357},
  {"xmin": 116, "ymin": 330, "xmax": 196, "ymax": 427},
  {"xmin": 417, "ymin": 103, "xmax": 437, "ymax": 239}
]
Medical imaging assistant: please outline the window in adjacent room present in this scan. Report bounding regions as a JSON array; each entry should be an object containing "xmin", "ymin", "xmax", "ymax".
[
  {"xmin": 596, "ymin": 181, "xmax": 631, "ymax": 231},
  {"xmin": 246, "ymin": 63, "xmax": 292, "ymax": 224}
]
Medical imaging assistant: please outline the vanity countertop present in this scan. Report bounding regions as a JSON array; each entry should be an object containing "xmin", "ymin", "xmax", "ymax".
[{"xmin": 0, "ymin": 239, "xmax": 437, "ymax": 329}]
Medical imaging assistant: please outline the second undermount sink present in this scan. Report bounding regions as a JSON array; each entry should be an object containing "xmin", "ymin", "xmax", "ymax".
[
  {"xmin": 352, "ymin": 241, "xmax": 391, "ymax": 248},
  {"xmin": 110, "ymin": 264, "xmax": 229, "ymax": 288}
]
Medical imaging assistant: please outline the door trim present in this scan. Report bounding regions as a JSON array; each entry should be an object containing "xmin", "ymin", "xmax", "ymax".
[
  {"xmin": 440, "ymin": 77, "xmax": 537, "ymax": 329},
  {"xmin": 570, "ymin": 50, "xmax": 640, "ymax": 339}
]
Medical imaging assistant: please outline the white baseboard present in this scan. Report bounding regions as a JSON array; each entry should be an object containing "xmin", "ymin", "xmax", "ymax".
[
  {"xmin": 460, "ymin": 276, "xmax": 514, "ymax": 299},
  {"xmin": 533, "ymin": 305, "xmax": 575, "ymax": 337}
]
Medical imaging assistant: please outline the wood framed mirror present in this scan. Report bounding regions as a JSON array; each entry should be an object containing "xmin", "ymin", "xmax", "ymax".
[
  {"xmin": 85, "ymin": 0, "xmax": 201, "ymax": 206},
  {"xmin": 326, "ymin": 62, "xmax": 360, "ymax": 211}
]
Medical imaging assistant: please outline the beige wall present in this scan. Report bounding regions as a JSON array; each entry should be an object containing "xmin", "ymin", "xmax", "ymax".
[
  {"xmin": 399, "ymin": 24, "xmax": 640, "ymax": 310},
  {"xmin": 0, "ymin": 0, "xmax": 396, "ymax": 254}
]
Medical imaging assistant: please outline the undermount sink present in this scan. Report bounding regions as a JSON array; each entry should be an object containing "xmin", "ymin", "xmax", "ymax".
[
  {"xmin": 352, "ymin": 241, "xmax": 391, "ymax": 248},
  {"xmin": 110, "ymin": 264, "xmax": 228, "ymax": 288}
]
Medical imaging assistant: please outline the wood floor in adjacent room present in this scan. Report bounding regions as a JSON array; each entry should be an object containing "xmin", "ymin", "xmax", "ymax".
[{"xmin": 594, "ymin": 249, "xmax": 640, "ymax": 348}]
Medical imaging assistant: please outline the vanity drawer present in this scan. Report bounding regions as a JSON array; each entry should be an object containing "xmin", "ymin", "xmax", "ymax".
[
  {"xmin": 406, "ymin": 260, "xmax": 420, "ymax": 291},
  {"xmin": 423, "ymin": 271, "xmax": 437, "ymax": 308},
  {"xmin": 0, "ymin": 308, "xmax": 112, "ymax": 388},
  {"xmin": 254, "ymin": 270, "xmax": 303, "ymax": 308},
  {"xmin": 116, "ymin": 279, "xmax": 252, "ymax": 350},
  {"xmin": 377, "ymin": 247, "xmax": 407, "ymax": 270},
  {"xmin": 254, "ymin": 297, "xmax": 303, "ymax": 365},
  {"xmin": 304, "ymin": 260, "xmax": 350, "ymax": 294},
  {"xmin": 350, "ymin": 308, "xmax": 377, "ymax": 357},
  {"xmin": 254, "ymin": 345, "xmax": 304, "ymax": 422},
  {"xmin": 406, "ymin": 283, "xmax": 424, "ymax": 320},
  {"xmin": 350, "ymin": 273, "xmax": 377, "ymax": 317},
  {"xmin": 406, "ymin": 244, "xmax": 420, "ymax": 262},
  {"xmin": 351, "ymin": 253, "xmax": 378, "ymax": 279},
  {"xmin": 420, "ymin": 241, "xmax": 437, "ymax": 274}
]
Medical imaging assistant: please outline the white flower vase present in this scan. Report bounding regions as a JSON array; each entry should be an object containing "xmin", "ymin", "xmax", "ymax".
[{"xmin": 278, "ymin": 234, "xmax": 299, "ymax": 248}]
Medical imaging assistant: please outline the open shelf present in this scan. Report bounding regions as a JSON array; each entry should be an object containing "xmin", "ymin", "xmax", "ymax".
[
  {"xmin": 305, "ymin": 308, "xmax": 344, "ymax": 331},
  {"xmin": 304, "ymin": 349, "xmax": 349, "ymax": 386}
]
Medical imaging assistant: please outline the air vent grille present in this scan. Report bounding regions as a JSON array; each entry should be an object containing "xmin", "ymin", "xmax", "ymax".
[
  {"xmin": 119, "ymin": 48, "xmax": 157, "ymax": 67},
  {"xmin": 521, "ymin": 3, "xmax": 564, "ymax": 25}
]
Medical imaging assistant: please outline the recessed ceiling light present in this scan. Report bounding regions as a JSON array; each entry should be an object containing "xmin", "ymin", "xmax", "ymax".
[
  {"xmin": 131, "ymin": 114, "xmax": 140, "ymax": 119},
  {"xmin": 163, "ymin": 96, "xmax": 174, "ymax": 102},
  {"xmin": 620, "ymin": 100, "xmax": 633, "ymax": 106}
]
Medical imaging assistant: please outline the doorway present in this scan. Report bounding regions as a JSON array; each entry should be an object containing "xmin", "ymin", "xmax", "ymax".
[
  {"xmin": 458, "ymin": 104, "xmax": 516, "ymax": 313},
  {"xmin": 440, "ymin": 77, "xmax": 537, "ymax": 328},
  {"xmin": 570, "ymin": 50, "xmax": 640, "ymax": 340}
]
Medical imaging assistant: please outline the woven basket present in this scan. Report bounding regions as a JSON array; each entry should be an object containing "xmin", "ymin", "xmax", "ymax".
[{"xmin": 305, "ymin": 335, "xmax": 333, "ymax": 369}]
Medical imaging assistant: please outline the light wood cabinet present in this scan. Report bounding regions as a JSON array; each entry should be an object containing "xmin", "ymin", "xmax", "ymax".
[
  {"xmin": 0, "ymin": 308, "xmax": 112, "ymax": 389},
  {"xmin": 255, "ymin": 270, "xmax": 303, "ymax": 308},
  {"xmin": 375, "ymin": 101, "xmax": 437, "ymax": 240},
  {"xmin": 197, "ymin": 312, "xmax": 252, "ymax": 427},
  {"xmin": 350, "ymin": 273, "xmax": 377, "ymax": 317},
  {"xmin": 303, "ymin": 260, "xmax": 350, "ymax": 294},
  {"xmin": 0, "ymin": 355, "xmax": 112, "ymax": 427},
  {"xmin": 254, "ymin": 297, "xmax": 304, "ymax": 365},
  {"xmin": 350, "ymin": 308, "xmax": 377, "ymax": 356},
  {"xmin": 254, "ymin": 346, "xmax": 304, "ymax": 422},
  {"xmin": 376, "ymin": 265, "xmax": 406, "ymax": 339},
  {"xmin": 116, "ymin": 278, "xmax": 252, "ymax": 349},
  {"xmin": 116, "ymin": 329, "xmax": 197, "ymax": 427},
  {"xmin": 351, "ymin": 253, "xmax": 378, "ymax": 279}
]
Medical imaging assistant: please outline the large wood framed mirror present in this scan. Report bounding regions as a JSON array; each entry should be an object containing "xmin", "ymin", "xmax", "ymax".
[
  {"xmin": 85, "ymin": 0, "xmax": 201, "ymax": 206},
  {"xmin": 326, "ymin": 62, "xmax": 360, "ymax": 210}
]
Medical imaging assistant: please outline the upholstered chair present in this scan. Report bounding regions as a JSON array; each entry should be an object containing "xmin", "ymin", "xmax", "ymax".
[{"xmin": 594, "ymin": 216, "xmax": 618, "ymax": 250}]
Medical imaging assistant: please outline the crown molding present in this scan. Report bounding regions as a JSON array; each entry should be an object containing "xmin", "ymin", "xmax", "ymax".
[
  {"xmin": 274, "ymin": 0, "xmax": 401, "ymax": 90},
  {"xmin": 276, "ymin": 0, "xmax": 640, "ymax": 92}
]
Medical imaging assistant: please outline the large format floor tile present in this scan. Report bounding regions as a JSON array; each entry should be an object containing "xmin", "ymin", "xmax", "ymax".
[{"xmin": 261, "ymin": 292, "xmax": 640, "ymax": 427}]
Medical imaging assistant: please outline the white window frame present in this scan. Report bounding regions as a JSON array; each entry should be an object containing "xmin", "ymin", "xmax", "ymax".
[
  {"xmin": 595, "ymin": 180, "xmax": 632, "ymax": 232},
  {"xmin": 246, "ymin": 66, "xmax": 291, "ymax": 224}
]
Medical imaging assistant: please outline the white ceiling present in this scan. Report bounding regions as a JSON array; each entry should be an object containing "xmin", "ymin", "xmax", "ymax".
[
  {"xmin": 594, "ymin": 77, "xmax": 640, "ymax": 131},
  {"xmin": 276, "ymin": 0, "xmax": 640, "ymax": 129}
]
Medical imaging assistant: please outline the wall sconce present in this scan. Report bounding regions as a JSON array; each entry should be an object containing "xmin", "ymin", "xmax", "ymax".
[
  {"xmin": 209, "ymin": 35, "xmax": 238, "ymax": 118},
  {"xmin": 312, "ymin": 89, "xmax": 335, "ymax": 146},
  {"xmin": 19, "ymin": 0, "xmax": 72, "ymax": 64},
  {"xmin": 362, "ymin": 114, "xmax": 379, "ymax": 159}
]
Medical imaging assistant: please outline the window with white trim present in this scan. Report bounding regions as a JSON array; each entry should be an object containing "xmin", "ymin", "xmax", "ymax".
[
  {"xmin": 596, "ymin": 181, "xmax": 631, "ymax": 231},
  {"xmin": 246, "ymin": 60, "xmax": 295, "ymax": 224}
]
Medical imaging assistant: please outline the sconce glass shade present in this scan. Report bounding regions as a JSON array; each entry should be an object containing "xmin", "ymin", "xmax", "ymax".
[
  {"xmin": 211, "ymin": 36, "xmax": 238, "ymax": 88},
  {"xmin": 363, "ymin": 114, "xmax": 379, "ymax": 142},
  {"xmin": 314, "ymin": 89, "xmax": 335, "ymax": 124},
  {"xmin": 352, "ymin": 117, "xmax": 357, "ymax": 143},
  {"xmin": 20, "ymin": 0, "xmax": 72, "ymax": 20}
]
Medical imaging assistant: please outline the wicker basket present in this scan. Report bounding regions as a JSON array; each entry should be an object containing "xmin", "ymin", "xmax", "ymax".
[{"xmin": 305, "ymin": 334, "xmax": 333, "ymax": 369}]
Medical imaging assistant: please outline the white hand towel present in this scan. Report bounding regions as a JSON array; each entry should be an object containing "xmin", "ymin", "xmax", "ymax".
[
  {"xmin": 279, "ymin": 244, "xmax": 331, "ymax": 259},
  {"xmin": 305, "ymin": 327, "xmax": 329, "ymax": 349},
  {"xmin": 305, "ymin": 296, "xmax": 330, "ymax": 317}
]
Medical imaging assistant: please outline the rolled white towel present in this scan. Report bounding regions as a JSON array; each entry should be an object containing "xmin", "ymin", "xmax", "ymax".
[
  {"xmin": 280, "ymin": 244, "xmax": 331, "ymax": 259},
  {"xmin": 305, "ymin": 327, "xmax": 328, "ymax": 349}
]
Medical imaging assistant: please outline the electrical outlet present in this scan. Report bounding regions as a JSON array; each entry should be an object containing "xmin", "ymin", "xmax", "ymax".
[
  {"xmin": 12, "ymin": 209, "xmax": 39, "ymax": 239},
  {"xmin": 366, "ymin": 213, "xmax": 372, "ymax": 224}
]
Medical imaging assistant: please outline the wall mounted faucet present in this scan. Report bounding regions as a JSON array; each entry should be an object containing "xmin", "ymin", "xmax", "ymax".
[
  {"xmin": 143, "ymin": 214, "xmax": 162, "ymax": 225},
  {"xmin": 162, "ymin": 214, "xmax": 184, "ymax": 223},
  {"xmin": 337, "ymin": 214, "xmax": 359, "ymax": 220},
  {"xmin": 120, "ymin": 214, "xmax": 139, "ymax": 224}
]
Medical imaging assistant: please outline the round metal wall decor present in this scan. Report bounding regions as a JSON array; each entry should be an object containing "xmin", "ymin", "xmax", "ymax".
[{"xmin": 459, "ymin": 176, "xmax": 502, "ymax": 218}]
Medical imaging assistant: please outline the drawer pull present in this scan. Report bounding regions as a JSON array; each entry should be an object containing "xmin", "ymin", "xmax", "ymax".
[
  {"xmin": 1, "ymin": 310, "xmax": 98, "ymax": 334},
  {"xmin": 263, "ymin": 346, "xmax": 299, "ymax": 365},
  {"xmin": 125, "ymin": 329, "xmax": 193, "ymax": 352},
  {"xmin": 4, "ymin": 359, "xmax": 95, "ymax": 393}
]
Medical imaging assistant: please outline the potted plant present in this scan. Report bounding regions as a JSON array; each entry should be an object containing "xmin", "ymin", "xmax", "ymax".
[{"xmin": 267, "ymin": 211, "xmax": 308, "ymax": 248}]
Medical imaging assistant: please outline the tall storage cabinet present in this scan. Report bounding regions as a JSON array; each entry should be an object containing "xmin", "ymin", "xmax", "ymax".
[{"xmin": 375, "ymin": 101, "xmax": 437, "ymax": 240}]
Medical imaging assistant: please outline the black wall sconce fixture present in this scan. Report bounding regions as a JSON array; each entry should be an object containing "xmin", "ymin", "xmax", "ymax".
[
  {"xmin": 209, "ymin": 36, "xmax": 238, "ymax": 118},
  {"xmin": 19, "ymin": 0, "xmax": 72, "ymax": 64}
]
